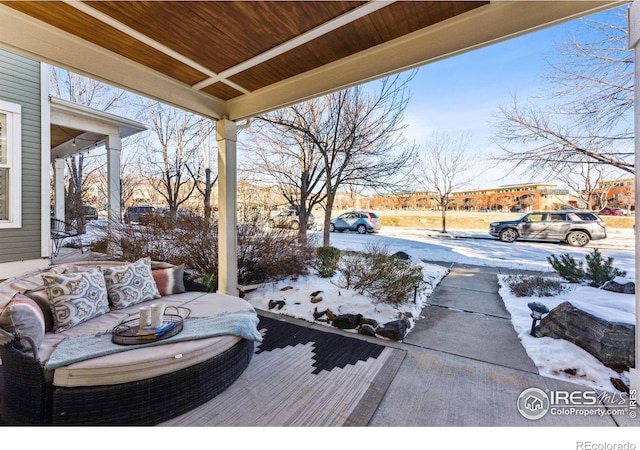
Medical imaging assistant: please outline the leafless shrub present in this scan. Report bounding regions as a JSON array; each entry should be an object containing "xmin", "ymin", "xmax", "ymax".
[
  {"xmin": 113, "ymin": 209, "xmax": 316, "ymax": 287},
  {"xmin": 237, "ymin": 208, "xmax": 317, "ymax": 284},
  {"xmin": 504, "ymin": 275, "xmax": 569, "ymax": 297}
]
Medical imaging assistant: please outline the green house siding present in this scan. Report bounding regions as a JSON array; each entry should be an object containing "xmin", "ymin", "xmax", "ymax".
[{"xmin": 0, "ymin": 49, "xmax": 42, "ymax": 262}]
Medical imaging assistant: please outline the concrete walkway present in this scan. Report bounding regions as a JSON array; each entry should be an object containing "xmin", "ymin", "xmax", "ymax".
[{"xmin": 368, "ymin": 263, "xmax": 638, "ymax": 427}]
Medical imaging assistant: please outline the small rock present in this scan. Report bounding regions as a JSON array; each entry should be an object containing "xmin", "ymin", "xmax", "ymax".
[
  {"xmin": 602, "ymin": 279, "xmax": 635, "ymax": 294},
  {"xmin": 611, "ymin": 377, "xmax": 630, "ymax": 394},
  {"xmin": 280, "ymin": 286, "xmax": 294, "ymax": 291},
  {"xmin": 398, "ymin": 312, "xmax": 412, "ymax": 328},
  {"xmin": 391, "ymin": 251, "xmax": 411, "ymax": 260},
  {"xmin": 332, "ymin": 313, "xmax": 362, "ymax": 329},
  {"xmin": 313, "ymin": 307, "xmax": 326, "ymax": 320},
  {"xmin": 268, "ymin": 299, "xmax": 286, "ymax": 310},
  {"xmin": 358, "ymin": 324, "xmax": 377, "ymax": 336},
  {"xmin": 359, "ymin": 317, "xmax": 378, "ymax": 328},
  {"xmin": 376, "ymin": 319, "xmax": 407, "ymax": 341}
]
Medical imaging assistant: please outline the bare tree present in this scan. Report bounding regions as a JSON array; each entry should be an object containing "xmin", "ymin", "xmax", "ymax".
[
  {"xmin": 417, "ymin": 133, "xmax": 474, "ymax": 233},
  {"xmin": 494, "ymin": 96, "xmax": 633, "ymax": 175},
  {"xmin": 245, "ymin": 106, "xmax": 328, "ymax": 242},
  {"xmin": 137, "ymin": 101, "xmax": 206, "ymax": 219},
  {"xmin": 185, "ymin": 120, "xmax": 217, "ymax": 225},
  {"xmin": 493, "ymin": 7, "xmax": 634, "ymax": 179},
  {"xmin": 256, "ymin": 74, "xmax": 417, "ymax": 246},
  {"xmin": 556, "ymin": 159, "xmax": 613, "ymax": 210}
]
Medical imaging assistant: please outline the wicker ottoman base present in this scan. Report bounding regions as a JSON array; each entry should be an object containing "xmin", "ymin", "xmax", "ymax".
[
  {"xmin": 51, "ymin": 338, "xmax": 253, "ymax": 425},
  {"xmin": 1, "ymin": 338, "xmax": 253, "ymax": 426},
  {"xmin": 50, "ymin": 338, "xmax": 253, "ymax": 425}
]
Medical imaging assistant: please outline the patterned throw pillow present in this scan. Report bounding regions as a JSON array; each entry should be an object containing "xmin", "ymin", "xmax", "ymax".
[
  {"xmin": 0, "ymin": 293, "xmax": 46, "ymax": 353},
  {"xmin": 43, "ymin": 269, "xmax": 110, "ymax": 333},
  {"xmin": 103, "ymin": 257, "xmax": 161, "ymax": 309},
  {"xmin": 152, "ymin": 265, "xmax": 186, "ymax": 296}
]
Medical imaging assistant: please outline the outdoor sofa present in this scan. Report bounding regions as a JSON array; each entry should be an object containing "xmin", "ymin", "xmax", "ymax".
[{"xmin": 0, "ymin": 258, "xmax": 262, "ymax": 425}]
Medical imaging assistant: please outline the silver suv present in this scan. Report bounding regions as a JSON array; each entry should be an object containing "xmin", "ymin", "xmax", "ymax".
[
  {"xmin": 329, "ymin": 211, "xmax": 381, "ymax": 234},
  {"xmin": 489, "ymin": 211, "xmax": 606, "ymax": 247}
]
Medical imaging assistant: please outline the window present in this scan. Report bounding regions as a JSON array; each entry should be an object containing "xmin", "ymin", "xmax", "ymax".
[
  {"xmin": 527, "ymin": 213, "xmax": 546, "ymax": 222},
  {"xmin": 574, "ymin": 213, "xmax": 598, "ymax": 221},
  {"xmin": 0, "ymin": 101, "xmax": 22, "ymax": 228}
]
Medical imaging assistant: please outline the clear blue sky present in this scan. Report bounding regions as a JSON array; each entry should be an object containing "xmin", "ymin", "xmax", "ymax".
[{"xmin": 399, "ymin": 5, "xmax": 628, "ymax": 190}]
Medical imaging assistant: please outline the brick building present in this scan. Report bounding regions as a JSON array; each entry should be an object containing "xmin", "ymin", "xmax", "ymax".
[
  {"xmin": 369, "ymin": 183, "xmax": 573, "ymax": 212},
  {"xmin": 593, "ymin": 178, "xmax": 635, "ymax": 211}
]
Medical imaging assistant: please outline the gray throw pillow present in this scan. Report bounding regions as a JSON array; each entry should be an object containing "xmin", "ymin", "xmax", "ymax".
[{"xmin": 0, "ymin": 293, "xmax": 46, "ymax": 353}]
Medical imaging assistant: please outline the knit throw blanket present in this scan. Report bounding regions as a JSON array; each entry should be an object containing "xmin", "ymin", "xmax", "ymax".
[{"xmin": 45, "ymin": 310, "xmax": 263, "ymax": 370}]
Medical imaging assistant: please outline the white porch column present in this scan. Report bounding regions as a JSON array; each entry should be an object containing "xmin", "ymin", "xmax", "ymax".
[
  {"xmin": 53, "ymin": 158, "xmax": 65, "ymax": 222},
  {"xmin": 216, "ymin": 118, "xmax": 238, "ymax": 296},
  {"xmin": 105, "ymin": 133, "xmax": 121, "ymax": 254},
  {"xmin": 629, "ymin": 0, "xmax": 640, "ymax": 392}
]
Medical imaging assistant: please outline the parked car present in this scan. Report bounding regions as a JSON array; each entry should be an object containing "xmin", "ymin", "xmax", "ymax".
[
  {"xmin": 489, "ymin": 210, "xmax": 606, "ymax": 247},
  {"xmin": 599, "ymin": 207, "xmax": 624, "ymax": 216},
  {"xmin": 268, "ymin": 210, "xmax": 315, "ymax": 229},
  {"xmin": 123, "ymin": 205, "xmax": 156, "ymax": 224},
  {"xmin": 82, "ymin": 205, "xmax": 98, "ymax": 221},
  {"xmin": 155, "ymin": 207, "xmax": 198, "ymax": 220},
  {"xmin": 329, "ymin": 211, "xmax": 381, "ymax": 234}
]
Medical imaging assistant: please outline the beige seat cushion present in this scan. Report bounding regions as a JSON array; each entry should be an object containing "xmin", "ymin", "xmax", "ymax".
[
  {"xmin": 53, "ymin": 334, "xmax": 241, "ymax": 387},
  {"xmin": 50, "ymin": 291, "xmax": 256, "ymax": 387}
]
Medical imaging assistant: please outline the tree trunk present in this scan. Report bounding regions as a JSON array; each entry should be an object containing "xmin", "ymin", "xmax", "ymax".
[
  {"xmin": 323, "ymin": 190, "xmax": 336, "ymax": 247},
  {"xmin": 440, "ymin": 197, "xmax": 447, "ymax": 233},
  {"xmin": 203, "ymin": 167, "xmax": 212, "ymax": 226}
]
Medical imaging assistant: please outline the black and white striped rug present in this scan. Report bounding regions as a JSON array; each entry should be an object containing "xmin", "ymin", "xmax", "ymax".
[{"xmin": 162, "ymin": 315, "xmax": 407, "ymax": 426}]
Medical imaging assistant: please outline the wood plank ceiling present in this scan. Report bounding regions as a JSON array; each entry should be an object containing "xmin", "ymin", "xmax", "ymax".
[{"xmin": 0, "ymin": 1, "xmax": 623, "ymax": 121}]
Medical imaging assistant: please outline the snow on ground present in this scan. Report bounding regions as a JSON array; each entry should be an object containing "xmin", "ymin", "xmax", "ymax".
[
  {"xmin": 497, "ymin": 276, "xmax": 634, "ymax": 392},
  {"xmin": 244, "ymin": 226, "xmax": 636, "ymax": 393},
  {"xmin": 244, "ymin": 257, "xmax": 449, "ymax": 332}
]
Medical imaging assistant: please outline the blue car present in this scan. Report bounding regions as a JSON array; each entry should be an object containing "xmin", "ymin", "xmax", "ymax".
[{"xmin": 329, "ymin": 211, "xmax": 381, "ymax": 234}]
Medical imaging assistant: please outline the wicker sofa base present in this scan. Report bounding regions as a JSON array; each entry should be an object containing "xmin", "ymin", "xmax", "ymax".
[{"xmin": 1, "ymin": 338, "xmax": 254, "ymax": 426}]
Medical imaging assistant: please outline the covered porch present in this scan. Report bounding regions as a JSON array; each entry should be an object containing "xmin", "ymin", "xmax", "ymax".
[{"xmin": 0, "ymin": 0, "xmax": 636, "ymax": 403}]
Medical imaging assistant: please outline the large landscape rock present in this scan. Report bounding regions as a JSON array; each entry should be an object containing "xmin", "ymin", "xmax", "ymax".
[{"xmin": 539, "ymin": 301, "xmax": 635, "ymax": 371}]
